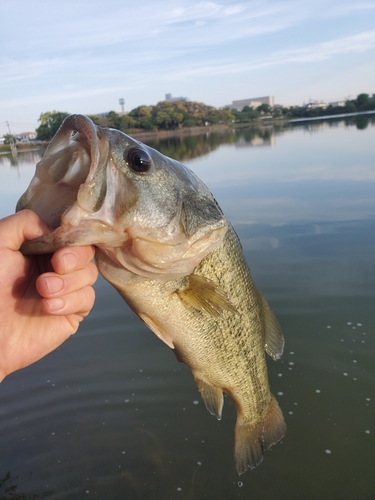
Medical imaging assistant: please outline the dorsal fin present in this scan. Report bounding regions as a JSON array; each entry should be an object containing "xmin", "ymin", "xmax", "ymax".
[{"xmin": 259, "ymin": 292, "xmax": 284, "ymax": 360}]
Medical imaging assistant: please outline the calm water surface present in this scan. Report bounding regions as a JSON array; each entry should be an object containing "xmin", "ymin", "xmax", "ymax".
[{"xmin": 0, "ymin": 116, "xmax": 374, "ymax": 499}]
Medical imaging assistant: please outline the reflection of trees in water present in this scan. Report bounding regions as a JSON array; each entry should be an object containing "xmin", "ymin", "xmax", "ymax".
[
  {"xmin": 355, "ymin": 115, "xmax": 370, "ymax": 130},
  {"xmin": 287, "ymin": 114, "xmax": 375, "ymax": 133},
  {"xmin": 145, "ymin": 131, "xmax": 235, "ymax": 161},
  {"xmin": 0, "ymin": 471, "xmax": 51, "ymax": 499},
  {"xmin": 145, "ymin": 116, "xmax": 374, "ymax": 161},
  {"xmin": 1, "ymin": 115, "xmax": 373, "ymax": 168},
  {"xmin": 0, "ymin": 150, "xmax": 44, "ymax": 167},
  {"xmin": 144, "ymin": 127, "xmax": 278, "ymax": 161}
]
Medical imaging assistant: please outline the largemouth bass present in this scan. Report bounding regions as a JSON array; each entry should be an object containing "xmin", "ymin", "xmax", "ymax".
[{"xmin": 16, "ymin": 114, "xmax": 286, "ymax": 474}]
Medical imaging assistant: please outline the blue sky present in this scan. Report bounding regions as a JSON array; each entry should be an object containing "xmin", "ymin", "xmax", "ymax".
[{"xmin": 1, "ymin": 0, "xmax": 375, "ymax": 136}]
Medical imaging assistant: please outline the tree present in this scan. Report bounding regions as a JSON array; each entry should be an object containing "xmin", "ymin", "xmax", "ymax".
[
  {"xmin": 128, "ymin": 105, "xmax": 155, "ymax": 130},
  {"xmin": 3, "ymin": 134, "xmax": 14, "ymax": 144},
  {"xmin": 154, "ymin": 108, "xmax": 184, "ymax": 129},
  {"xmin": 216, "ymin": 108, "xmax": 235, "ymax": 123},
  {"xmin": 345, "ymin": 101, "xmax": 357, "ymax": 114},
  {"xmin": 356, "ymin": 93, "xmax": 369, "ymax": 107},
  {"xmin": 36, "ymin": 111, "xmax": 69, "ymax": 140},
  {"xmin": 153, "ymin": 102, "xmax": 184, "ymax": 130},
  {"xmin": 256, "ymin": 103, "xmax": 271, "ymax": 114},
  {"xmin": 238, "ymin": 106, "xmax": 260, "ymax": 121}
]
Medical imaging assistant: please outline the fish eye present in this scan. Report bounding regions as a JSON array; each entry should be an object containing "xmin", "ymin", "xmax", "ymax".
[{"xmin": 126, "ymin": 148, "xmax": 152, "ymax": 174}]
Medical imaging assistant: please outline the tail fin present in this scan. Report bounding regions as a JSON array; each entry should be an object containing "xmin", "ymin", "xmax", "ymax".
[{"xmin": 234, "ymin": 395, "xmax": 286, "ymax": 475}]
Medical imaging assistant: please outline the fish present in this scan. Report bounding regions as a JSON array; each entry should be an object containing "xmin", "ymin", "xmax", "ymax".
[{"xmin": 16, "ymin": 114, "xmax": 286, "ymax": 474}]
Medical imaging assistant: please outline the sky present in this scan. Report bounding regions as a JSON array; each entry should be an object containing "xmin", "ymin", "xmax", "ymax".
[{"xmin": 1, "ymin": 0, "xmax": 375, "ymax": 136}]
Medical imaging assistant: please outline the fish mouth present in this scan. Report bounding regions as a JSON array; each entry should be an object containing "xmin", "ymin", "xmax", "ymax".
[
  {"xmin": 17, "ymin": 114, "xmax": 228, "ymax": 281},
  {"xmin": 16, "ymin": 114, "xmax": 113, "ymax": 254}
]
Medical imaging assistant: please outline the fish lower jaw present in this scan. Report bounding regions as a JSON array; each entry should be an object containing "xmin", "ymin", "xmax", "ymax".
[{"xmin": 62, "ymin": 203, "xmax": 96, "ymax": 227}]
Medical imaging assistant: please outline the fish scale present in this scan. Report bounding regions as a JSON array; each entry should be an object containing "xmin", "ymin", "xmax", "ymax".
[{"xmin": 98, "ymin": 224, "xmax": 286, "ymax": 474}]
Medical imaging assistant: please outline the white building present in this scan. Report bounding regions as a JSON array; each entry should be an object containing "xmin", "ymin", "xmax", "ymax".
[
  {"xmin": 226, "ymin": 96, "xmax": 274, "ymax": 111},
  {"xmin": 303, "ymin": 101, "xmax": 328, "ymax": 110},
  {"xmin": 15, "ymin": 132, "xmax": 37, "ymax": 143},
  {"xmin": 165, "ymin": 93, "xmax": 189, "ymax": 102},
  {"xmin": 329, "ymin": 101, "xmax": 346, "ymax": 107}
]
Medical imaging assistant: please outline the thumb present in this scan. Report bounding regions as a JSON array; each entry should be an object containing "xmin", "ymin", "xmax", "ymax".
[{"xmin": 0, "ymin": 210, "xmax": 52, "ymax": 251}]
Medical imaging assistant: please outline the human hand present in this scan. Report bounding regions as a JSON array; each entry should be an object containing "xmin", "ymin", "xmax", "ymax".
[{"xmin": 0, "ymin": 210, "xmax": 98, "ymax": 382}]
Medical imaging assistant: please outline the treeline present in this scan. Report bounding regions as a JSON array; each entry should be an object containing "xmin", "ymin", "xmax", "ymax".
[
  {"xmin": 286, "ymin": 93, "xmax": 375, "ymax": 119},
  {"xmin": 34, "ymin": 93, "xmax": 375, "ymax": 140},
  {"xmin": 36, "ymin": 101, "xmax": 234, "ymax": 140},
  {"xmin": 231, "ymin": 93, "xmax": 375, "ymax": 122}
]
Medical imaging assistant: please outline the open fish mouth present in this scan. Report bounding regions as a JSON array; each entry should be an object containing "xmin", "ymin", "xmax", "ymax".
[
  {"xmin": 17, "ymin": 114, "xmax": 108, "ymax": 228},
  {"xmin": 16, "ymin": 115, "xmax": 150, "ymax": 255},
  {"xmin": 16, "ymin": 114, "xmax": 227, "ymax": 280}
]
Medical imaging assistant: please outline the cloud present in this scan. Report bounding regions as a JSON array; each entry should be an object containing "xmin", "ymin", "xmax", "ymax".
[
  {"xmin": 1, "ymin": 1, "xmax": 300, "ymax": 54},
  {"xmin": 1, "ymin": 0, "xmax": 375, "ymax": 134},
  {"xmin": 325, "ymin": 1, "xmax": 375, "ymax": 16},
  {"xmin": 152, "ymin": 30, "xmax": 375, "ymax": 80},
  {"xmin": 0, "ymin": 86, "xmax": 128, "ymax": 110},
  {"xmin": 274, "ymin": 30, "xmax": 375, "ymax": 64},
  {"xmin": 2, "ymin": 28, "xmax": 374, "ymax": 108}
]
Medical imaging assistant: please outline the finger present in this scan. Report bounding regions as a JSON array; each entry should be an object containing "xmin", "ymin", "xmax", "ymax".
[
  {"xmin": 51, "ymin": 245, "xmax": 96, "ymax": 275},
  {"xmin": 0, "ymin": 210, "xmax": 51, "ymax": 251},
  {"xmin": 41, "ymin": 285, "xmax": 96, "ymax": 317},
  {"xmin": 36, "ymin": 261, "xmax": 98, "ymax": 298}
]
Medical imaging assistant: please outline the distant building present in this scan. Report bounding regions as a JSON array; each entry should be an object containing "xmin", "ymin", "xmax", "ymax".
[
  {"xmin": 329, "ymin": 101, "xmax": 346, "ymax": 107},
  {"xmin": 226, "ymin": 96, "xmax": 274, "ymax": 111},
  {"xmin": 14, "ymin": 132, "xmax": 37, "ymax": 143},
  {"xmin": 165, "ymin": 93, "xmax": 189, "ymax": 102},
  {"xmin": 303, "ymin": 101, "xmax": 328, "ymax": 110}
]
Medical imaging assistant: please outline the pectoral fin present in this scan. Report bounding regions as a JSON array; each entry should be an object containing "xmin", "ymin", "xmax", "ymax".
[
  {"xmin": 176, "ymin": 274, "xmax": 237, "ymax": 318},
  {"xmin": 259, "ymin": 293, "xmax": 284, "ymax": 360}
]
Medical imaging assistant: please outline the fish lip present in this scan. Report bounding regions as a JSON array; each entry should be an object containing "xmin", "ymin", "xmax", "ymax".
[
  {"xmin": 61, "ymin": 115, "xmax": 109, "ymax": 214},
  {"xmin": 16, "ymin": 114, "xmax": 114, "ymax": 254},
  {"xmin": 20, "ymin": 217, "xmax": 117, "ymax": 256}
]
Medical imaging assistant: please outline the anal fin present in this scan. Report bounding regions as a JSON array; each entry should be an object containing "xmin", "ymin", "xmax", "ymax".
[
  {"xmin": 234, "ymin": 395, "xmax": 286, "ymax": 475},
  {"xmin": 195, "ymin": 377, "xmax": 224, "ymax": 420}
]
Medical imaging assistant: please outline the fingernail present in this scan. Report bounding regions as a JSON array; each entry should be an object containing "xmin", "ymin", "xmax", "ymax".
[
  {"xmin": 62, "ymin": 252, "xmax": 78, "ymax": 272},
  {"xmin": 46, "ymin": 297, "xmax": 65, "ymax": 312},
  {"xmin": 43, "ymin": 276, "xmax": 64, "ymax": 294}
]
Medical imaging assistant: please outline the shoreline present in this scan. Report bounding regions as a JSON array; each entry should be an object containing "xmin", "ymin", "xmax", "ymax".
[
  {"xmin": 1, "ymin": 110, "xmax": 374, "ymax": 155},
  {"xmin": 129, "ymin": 123, "xmax": 235, "ymax": 141}
]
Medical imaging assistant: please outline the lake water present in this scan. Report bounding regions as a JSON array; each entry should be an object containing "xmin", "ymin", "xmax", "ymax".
[{"xmin": 0, "ymin": 115, "xmax": 374, "ymax": 499}]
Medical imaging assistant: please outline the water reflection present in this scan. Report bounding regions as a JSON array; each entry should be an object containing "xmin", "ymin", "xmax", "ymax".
[
  {"xmin": 0, "ymin": 114, "xmax": 373, "ymax": 168},
  {"xmin": 0, "ymin": 117, "xmax": 374, "ymax": 499},
  {"xmin": 0, "ymin": 150, "xmax": 46, "ymax": 168},
  {"xmin": 144, "ymin": 114, "xmax": 375, "ymax": 160},
  {"xmin": 0, "ymin": 471, "xmax": 51, "ymax": 499}
]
